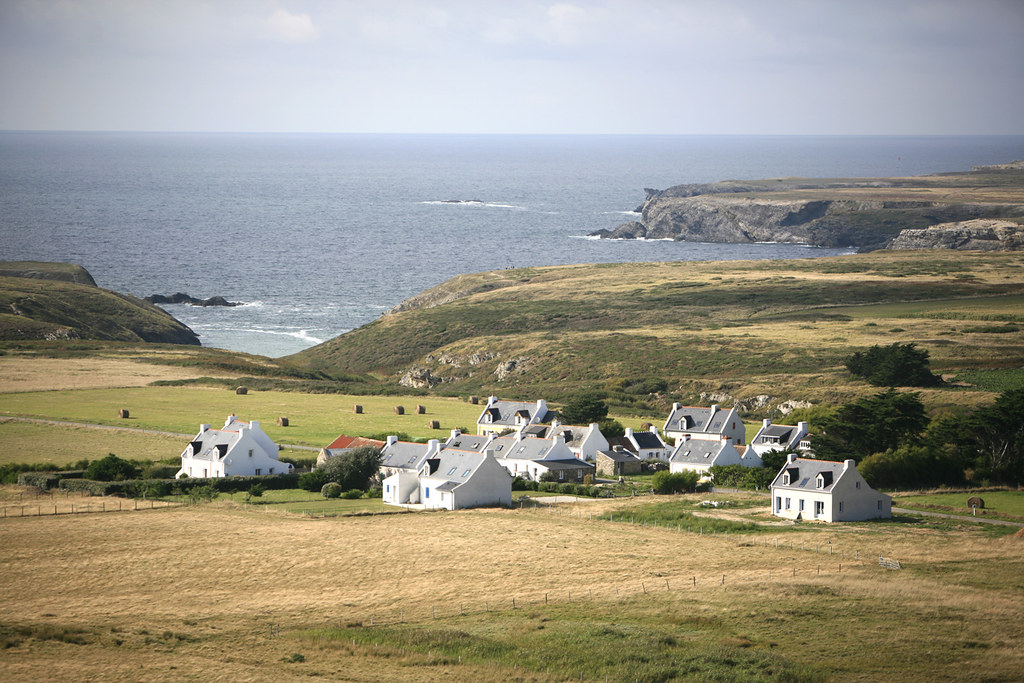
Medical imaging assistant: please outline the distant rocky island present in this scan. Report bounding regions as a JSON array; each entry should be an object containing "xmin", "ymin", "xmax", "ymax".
[
  {"xmin": 145, "ymin": 293, "xmax": 241, "ymax": 307},
  {"xmin": 591, "ymin": 161, "xmax": 1024, "ymax": 251}
]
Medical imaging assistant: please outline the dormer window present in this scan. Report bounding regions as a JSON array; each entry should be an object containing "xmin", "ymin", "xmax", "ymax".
[
  {"xmin": 783, "ymin": 473, "xmax": 791, "ymax": 485},
  {"xmin": 816, "ymin": 475, "xmax": 824, "ymax": 489}
]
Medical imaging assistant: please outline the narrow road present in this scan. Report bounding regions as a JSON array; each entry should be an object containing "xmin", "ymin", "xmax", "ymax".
[{"xmin": 0, "ymin": 415, "xmax": 320, "ymax": 451}]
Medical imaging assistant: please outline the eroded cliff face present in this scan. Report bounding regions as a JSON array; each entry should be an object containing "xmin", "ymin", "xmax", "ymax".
[
  {"xmin": 590, "ymin": 169, "xmax": 1024, "ymax": 251},
  {"xmin": 890, "ymin": 219, "xmax": 1024, "ymax": 251}
]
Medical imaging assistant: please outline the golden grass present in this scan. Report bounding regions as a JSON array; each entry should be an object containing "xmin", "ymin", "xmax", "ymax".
[
  {"xmin": 1, "ymin": 495, "xmax": 1022, "ymax": 680},
  {"xmin": 0, "ymin": 355, "xmax": 232, "ymax": 393}
]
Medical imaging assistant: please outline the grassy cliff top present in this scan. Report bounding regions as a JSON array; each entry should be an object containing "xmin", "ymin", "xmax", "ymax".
[
  {"xmin": 289, "ymin": 250, "xmax": 1024, "ymax": 412},
  {"xmin": 0, "ymin": 261, "xmax": 98, "ymax": 286}
]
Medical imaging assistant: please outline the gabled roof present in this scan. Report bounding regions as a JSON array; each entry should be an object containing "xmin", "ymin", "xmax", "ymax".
[
  {"xmin": 380, "ymin": 440, "xmax": 431, "ymax": 471},
  {"xmin": 669, "ymin": 440, "xmax": 730, "ymax": 465},
  {"xmin": 185, "ymin": 416, "xmax": 273, "ymax": 462},
  {"xmin": 445, "ymin": 433, "xmax": 493, "ymax": 452},
  {"xmin": 477, "ymin": 399, "xmax": 551, "ymax": 428},
  {"xmin": 598, "ymin": 449, "xmax": 641, "ymax": 464},
  {"xmin": 420, "ymin": 447, "xmax": 491, "ymax": 487},
  {"xmin": 755, "ymin": 425, "xmax": 795, "ymax": 443},
  {"xmin": 665, "ymin": 406, "xmax": 713, "ymax": 432},
  {"xmin": 536, "ymin": 459, "xmax": 595, "ymax": 471},
  {"xmin": 488, "ymin": 436, "xmax": 559, "ymax": 461},
  {"xmin": 325, "ymin": 435, "xmax": 385, "ymax": 451},
  {"xmin": 772, "ymin": 458, "xmax": 847, "ymax": 492},
  {"xmin": 631, "ymin": 431, "xmax": 667, "ymax": 450}
]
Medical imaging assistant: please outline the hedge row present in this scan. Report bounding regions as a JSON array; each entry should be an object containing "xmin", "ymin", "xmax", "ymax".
[
  {"xmin": 18, "ymin": 471, "xmax": 300, "ymax": 497},
  {"xmin": 512, "ymin": 478, "xmax": 612, "ymax": 498}
]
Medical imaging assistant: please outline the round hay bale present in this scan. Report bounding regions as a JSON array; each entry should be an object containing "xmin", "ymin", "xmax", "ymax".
[
  {"xmin": 641, "ymin": 422, "xmax": 653, "ymax": 431},
  {"xmin": 416, "ymin": 404, "xmax": 426, "ymax": 414},
  {"xmin": 277, "ymin": 417, "xmax": 289, "ymax": 427},
  {"xmin": 394, "ymin": 405, "xmax": 405, "ymax": 415},
  {"xmin": 236, "ymin": 386, "xmax": 248, "ymax": 395},
  {"xmin": 967, "ymin": 496, "xmax": 985, "ymax": 510},
  {"xmin": 118, "ymin": 409, "xmax": 130, "ymax": 419},
  {"xmin": 470, "ymin": 396, "xmax": 480, "ymax": 405},
  {"xmin": 353, "ymin": 404, "xmax": 363, "ymax": 414},
  {"xmin": 428, "ymin": 419, "xmax": 440, "ymax": 430}
]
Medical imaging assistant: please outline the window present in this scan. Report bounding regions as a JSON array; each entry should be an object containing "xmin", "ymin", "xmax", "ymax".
[
  {"xmin": 782, "ymin": 473, "xmax": 790, "ymax": 485},
  {"xmin": 856, "ymin": 481, "xmax": 861, "ymax": 489},
  {"xmin": 447, "ymin": 467, "xmax": 457, "ymax": 475},
  {"xmin": 878, "ymin": 500, "xmax": 882, "ymax": 510},
  {"xmin": 255, "ymin": 468, "xmax": 261, "ymax": 476},
  {"xmin": 248, "ymin": 449, "xmax": 253, "ymax": 458},
  {"xmin": 816, "ymin": 475, "xmax": 824, "ymax": 489},
  {"xmin": 558, "ymin": 470, "xmax": 564, "ymax": 481},
  {"xmin": 784, "ymin": 497, "xmax": 791, "ymax": 510},
  {"xmin": 269, "ymin": 467, "xmax": 274, "ymax": 474},
  {"xmin": 386, "ymin": 484, "xmax": 390, "ymax": 493},
  {"xmin": 799, "ymin": 499, "xmax": 805, "ymax": 511},
  {"xmin": 425, "ymin": 487, "xmax": 430, "ymax": 498},
  {"xmin": 814, "ymin": 501, "xmax": 824, "ymax": 517},
  {"xmin": 839, "ymin": 502, "xmax": 844, "ymax": 513},
  {"xmin": 462, "ymin": 469, "xmax": 471, "ymax": 477},
  {"xmin": 775, "ymin": 496, "xmax": 781, "ymax": 512}
]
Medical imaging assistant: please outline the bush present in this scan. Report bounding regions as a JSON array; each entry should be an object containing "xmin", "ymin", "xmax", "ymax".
[
  {"xmin": 17, "ymin": 472, "xmax": 61, "ymax": 490},
  {"xmin": 651, "ymin": 470, "xmax": 699, "ymax": 494},
  {"xmin": 58, "ymin": 479, "xmax": 127, "ymax": 496},
  {"xmin": 538, "ymin": 481, "xmax": 558, "ymax": 492},
  {"xmin": 85, "ymin": 454, "xmax": 138, "ymax": 482},
  {"xmin": 845, "ymin": 342, "xmax": 943, "ymax": 387},
  {"xmin": 321, "ymin": 482, "xmax": 342, "ymax": 499},
  {"xmin": 341, "ymin": 488, "xmax": 364, "ymax": 499}
]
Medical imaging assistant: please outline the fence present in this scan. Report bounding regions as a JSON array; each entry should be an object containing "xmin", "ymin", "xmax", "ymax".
[{"xmin": 0, "ymin": 492, "xmax": 178, "ymax": 518}]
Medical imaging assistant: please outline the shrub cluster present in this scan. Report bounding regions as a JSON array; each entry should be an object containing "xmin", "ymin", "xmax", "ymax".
[{"xmin": 513, "ymin": 477, "xmax": 609, "ymax": 497}]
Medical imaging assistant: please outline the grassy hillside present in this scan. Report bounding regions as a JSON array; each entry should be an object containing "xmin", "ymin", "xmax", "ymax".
[
  {"xmin": 0, "ymin": 263, "xmax": 200, "ymax": 345},
  {"xmin": 289, "ymin": 251, "xmax": 1024, "ymax": 413}
]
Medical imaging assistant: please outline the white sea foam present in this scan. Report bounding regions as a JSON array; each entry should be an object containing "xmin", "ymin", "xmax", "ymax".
[{"xmin": 420, "ymin": 200, "xmax": 526, "ymax": 210}]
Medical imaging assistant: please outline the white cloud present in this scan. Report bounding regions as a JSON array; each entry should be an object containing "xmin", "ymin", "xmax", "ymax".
[{"xmin": 266, "ymin": 9, "xmax": 319, "ymax": 44}]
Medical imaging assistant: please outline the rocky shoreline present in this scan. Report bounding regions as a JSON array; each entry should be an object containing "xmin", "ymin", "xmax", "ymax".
[
  {"xmin": 591, "ymin": 163, "xmax": 1024, "ymax": 252},
  {"xmin": 145, "ymin": 293, "xmax": 241, "ymax": 307}
]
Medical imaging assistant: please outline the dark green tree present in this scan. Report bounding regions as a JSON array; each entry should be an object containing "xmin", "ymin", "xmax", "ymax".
[
  {"xmin": 597, "ymin": 418, "xmax": 625, "ymax": 438},
  {"xmin": 845, "ymin": 342, "xmax": 943, "ymax": 387},
  {"xmin": 651, "ymin": 470, "xmax": 699, "ymax": 494},
  {"xmin": 85, "ymin": 453, "xmax": 138, "ymax": 482},
  {"xmin": 315, "ymin": 445, "xmax": 383, "ymax": 491},
  {"xmin": 961, "ymin": 389, "xmax": 1024, "ymax": 483},
  {"xmin": 559, "ymin": 393, "xmax": 609, "ymax": 425},
  {"xmin": 813, "ymin": 388, "xmax": 929, "ymax": 461}
]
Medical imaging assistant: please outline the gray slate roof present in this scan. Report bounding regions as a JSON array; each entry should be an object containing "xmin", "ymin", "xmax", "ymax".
[
  {"xmin": 771, "ymin": 458, "xmax": 846, "ymax": 492},
  {"xmin": 489, "ymin": 436, "xmax": 557, "ymax": 461},
  {"xmin": 380, "ymin": 441, "xmax": 430, "ymax": 470},
  {"xmin": 669, "ymin": 440, "xmax": 729, "ymax": 465},
  {"xmin": 478, "ymin": 400, "xmax": 551, "ymax": 428}
]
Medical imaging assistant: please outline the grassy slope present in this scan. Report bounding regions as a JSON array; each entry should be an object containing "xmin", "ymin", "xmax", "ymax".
[
  {"xmin": 0, "ymin": 273, "xmax": 200, "ymax": 344},
  {"xmin": 289, "ymin": 251, "xmax": 1024, "ymax": 411}
]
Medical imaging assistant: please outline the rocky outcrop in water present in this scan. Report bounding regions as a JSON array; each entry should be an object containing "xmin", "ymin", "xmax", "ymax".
[{"xmin": 146, "ymin": 293, "xmax": 241, "ymax": 307}]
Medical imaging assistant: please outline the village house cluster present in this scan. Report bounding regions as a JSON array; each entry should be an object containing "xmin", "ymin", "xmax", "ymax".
[{"xmin": 179, "ymin": 397, "xmax": 891, "ymax": 522}]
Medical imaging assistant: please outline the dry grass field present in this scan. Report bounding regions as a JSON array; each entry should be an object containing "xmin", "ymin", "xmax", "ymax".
[{"xmin": 1, "ymin": 494, "xmax": 1022, "ymax": 681}]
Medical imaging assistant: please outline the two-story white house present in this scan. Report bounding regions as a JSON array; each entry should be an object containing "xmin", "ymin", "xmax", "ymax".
[
  {"xmin": 486, "ymin": 433, "xmax": 594, "ymax": 482},
  {"xmin": 176, "ymin": 415, "xmax": 292, "ymax": 479},
  {"xmin": 519, "ymin": 421, "xmax": 609, "ymax": 461},
  {"xmin": 476, "ymin": 397, "xmax": 552, "ymax": 436},
  {"xmin": 749, "ymin": 419, "xmax": 810, "ymax": 458},
  {"xmin": 383, "ymin": 445, "xmax": 512, "ymax": 510},
  {"xmin": 663, "ymin": 403, "xmax": 745, "ymax": 445},
  {"xmin": 770, "ymin": 454, "xmax": 891, "ymax": 522},
  {"xmin": 668, "ymin": 435, "xmax": 759, "ymax": 478}
]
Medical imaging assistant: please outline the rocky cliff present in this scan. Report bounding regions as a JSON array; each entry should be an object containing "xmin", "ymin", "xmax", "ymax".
[{"xmin": 591, "ymin": 165, "xmax": 1024, "ymax": 251}]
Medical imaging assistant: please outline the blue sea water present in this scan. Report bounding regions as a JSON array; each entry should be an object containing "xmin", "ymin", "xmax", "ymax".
[{"xmin": 2, "ymin": 132, "xmax": 1023, "ymax": 358}]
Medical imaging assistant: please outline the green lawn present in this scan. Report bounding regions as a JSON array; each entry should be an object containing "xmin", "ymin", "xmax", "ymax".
[
  {"xmin": 218, "ymin": 489, "xmax": 390, "ymax": 515},
  {"xmin": 894, "ymin": 489, "xmax": 1024, "ymax": 520},
  {"xmin": 0, "ymin": 420, "xmax": 183, "ymax": 467}
]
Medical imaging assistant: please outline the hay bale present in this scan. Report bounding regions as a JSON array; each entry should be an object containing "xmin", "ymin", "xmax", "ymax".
[
  {"xmin": 428, "ymin": 419, "xmax": 440, "ymax": 429},
  {"xmin": 118, "ymin": 409, "xmax": 130, "ymax": 419},
  {"xmin": 353, "ymin": 404, "xmax": 363, "ymax": 414},
  {"xmin": 967, "ymin": 496, "xmax": 985, "ymax": 510},
  {"xmin": 640, "ymin": 422, "xmax": 653, "ymax": 431},
  {"xmin": 470, "ymin": 396, "xmax": 480, "ymax": 405},
  {"xmin": 416, "ymin": 404, "xmax": 426, "ymax": 414},
  {"xmin": 236, "ymin": 386, "xmax": 248, "ymax": 395},
  {"xmin": 394, "ymin": 405, "xmax": 405, "ymax": 415},
  {"xmin": 277, "ymin": 417, "xmax": 289, "ymax": 427}
]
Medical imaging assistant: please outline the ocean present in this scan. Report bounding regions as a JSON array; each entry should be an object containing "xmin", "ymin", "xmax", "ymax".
[{"xmin": 3, "ymin": 132, "xmax": 1023, "ymax": 358}]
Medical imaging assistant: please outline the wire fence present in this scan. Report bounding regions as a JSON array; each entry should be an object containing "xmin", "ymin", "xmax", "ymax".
[{"xmin": 0, "ymin": 491, "xmax": 179, "ymax": 518}]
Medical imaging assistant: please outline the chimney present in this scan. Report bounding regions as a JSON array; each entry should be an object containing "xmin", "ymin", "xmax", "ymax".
[
  {"xmin": 386, "ymin": 435, "xmax": 398, "ymax": 446},
  {"xmin": 798, "ymin": 421, "xmax": 809, "ymax": 431},
  {"xmin": 649, "ymin": 425, "xmax": 659, "ymax": 434},
  {"xmin": 711, "ymin": 404, "xmax": 719, "ymax": 412},
  {"xmin": 536, "ymin": 399, "xmax": 547, "ymax": 416},
  {"xmin": 200, "ymin": 424, "xmax": 210, "ymax": 433},
  {"xmin": 788, "ymin": 453, "xmax": 798, "ymax": 463},
  {"xmin": 763, "ymin": 418, "xmax": 771, "ymax": 428},
  {"xmin": 487, "ymin": 395, "xmax": 497, "ymax": 406},
  {"xmin": 249, "ymin": 420, "xmax": 259, "ymax": 430},
  {"xmin": 450, "ymin": 429, "xmax": 461, "ymax": 439},
  {"xmin": 625, "ymin": 427, "xmax": 634, "ymax": 438},
  {"xmin": 672, "ymin": 402, "xmax": 681, "ymax": 412},
  {"xmin": 844, "ymin": 459, "xmax": 855, "ymax": 471},
  {"xmin": 224, "ymin": 415, "xmax": 235, "ymax": 428}
]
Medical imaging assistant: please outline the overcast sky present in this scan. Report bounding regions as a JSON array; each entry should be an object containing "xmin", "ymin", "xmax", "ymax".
[{"xmin": 1, "ymin": 0, "xmax": 1022, "ymax": 134}]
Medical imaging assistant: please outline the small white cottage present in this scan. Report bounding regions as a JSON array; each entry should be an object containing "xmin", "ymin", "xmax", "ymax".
[
  {"xmin": 176, "ymin": 415, "xmax": 291, "ymax": 479},
  {"xmin": 382, "ymin": 446, "xmax": 512, "ymax": 510},
  {"xmin": 770, "ymin": 454, "xmax": 891, "ymax": 522},
  {"xmin": 663, "ymin": 403, "xmax": 746, "ymax": 445}
]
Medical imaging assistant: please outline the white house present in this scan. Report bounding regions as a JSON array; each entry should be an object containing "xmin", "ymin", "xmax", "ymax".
[
  {"xmin": 663, "ymin": 403, "xmax": 746, "ymax": 445},
  {"xmin": 486, "ymin": 433, "xmax": 594, "ymax": 482},
  {"xmin": 378, "ymin": 436, "xmax": 439, "ymax": 479},
  {"xmin": 176, "ymin": 415, "xmax": 292, "ymax": 479},
  {"xmin": 770, "ymin": 454, "xmax": 891, "ymax": 522},
  {"xmin": 668, "ymin": 436, "xmax": 760, "ymax": 478},
  {"xmin": 622, "ymin": 426, "xmax": 672, "ymax": 461},
  {"xmin": 749, "ymin": 419, "xmax": 810, "ymax": 457},
  {"xmin": 382, "ymin": 446, "xmax": 512, "ymax": 510},
  {"xmin": 476, "ymin": 396, "xmax": 552, "ymax": 436},
  {"xmin": 520, "ymin": 421, "xmax": 609, "ymax": 461}
]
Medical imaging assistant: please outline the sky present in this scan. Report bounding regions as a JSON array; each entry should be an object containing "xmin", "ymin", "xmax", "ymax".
[{"xmin": 1, "ymin": 0, "xmax": 1022, "ymax": 135}]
